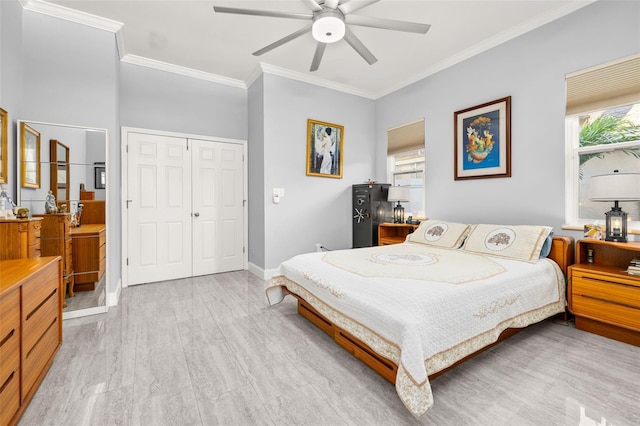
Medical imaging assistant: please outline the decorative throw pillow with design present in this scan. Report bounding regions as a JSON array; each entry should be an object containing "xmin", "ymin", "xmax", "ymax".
[
  {"xmin": 461, "ymin": 224, "xmax": 553, "ymax": 263},
  {"xmin": 407, "ymin": 220, "xmax": 471, "ymax": 249}
]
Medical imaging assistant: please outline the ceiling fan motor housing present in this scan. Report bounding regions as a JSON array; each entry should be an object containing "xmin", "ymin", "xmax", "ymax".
[{"xmin": 312, "ymin": 9, "xmax": 345, "ymax": 43}]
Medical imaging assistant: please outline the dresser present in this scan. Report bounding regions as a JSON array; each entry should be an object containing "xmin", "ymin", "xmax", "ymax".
[
  {"xmin": 568, "ymin": 239, "xmax": 640, "ymax": 346},
  {"xmin": 0, "ymin": 257, "xmax": 63, "ymax": 426},
  {"xmin": 0, "ymin": 218, "xmax": 42, "ymax": 260},
  {"xmin": 71, "ymin": 224, "xmax": 106, "ymax": 291},
  {"xmin": 33, "ymin": 214, "xmax": 74, "ymax": 300}
]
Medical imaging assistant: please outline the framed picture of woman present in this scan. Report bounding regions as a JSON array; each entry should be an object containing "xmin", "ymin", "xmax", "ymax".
[{"xmin": 306, "ymin": 119, "xmax": 344, "ymax": 179}]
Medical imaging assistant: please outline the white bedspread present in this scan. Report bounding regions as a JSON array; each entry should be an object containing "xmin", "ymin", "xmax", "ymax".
[{"xmin": 266, "ymin": 242, "xmax": 565, "ymax": 417}]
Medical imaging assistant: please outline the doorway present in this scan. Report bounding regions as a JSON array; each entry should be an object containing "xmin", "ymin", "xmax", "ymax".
[{"xmin": 122, "ymin": 128, "xmax": 247, "ymax": 286}]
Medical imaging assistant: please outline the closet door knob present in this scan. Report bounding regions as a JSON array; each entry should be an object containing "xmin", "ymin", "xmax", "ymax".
[{"xmin": 193, "ymin": 212, "xmax": 200, "ymax": 217}]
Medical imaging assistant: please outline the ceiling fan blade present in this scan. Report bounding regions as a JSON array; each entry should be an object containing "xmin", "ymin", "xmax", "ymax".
[
  {"xmin": 213, "ymin": 6, "xmax": 312, "ymax": 21},
  {"xmin": 310, "ymin": 42, "xmax": 327, "ymax": 71},
  {"xmin": 343, "ymin": 28, "xmax": 377, "ymax": 65},
  {"xmin": 338, "ymin": 0, "xmax": 380, "ymax": 15},
  {"xmin": 252, "ymin": 25, "xmax": 313, "ymax": 56},
  {"xmin": 324, "ymin": 0, "xmax": 340, "ymax": 9},
  {"xmin": 300, "ymin": 0, "xmax": 322, "ymax": 12},
  {"xmin": 345, "ymin": 15, "xmax": 430, "ymax": 34}
]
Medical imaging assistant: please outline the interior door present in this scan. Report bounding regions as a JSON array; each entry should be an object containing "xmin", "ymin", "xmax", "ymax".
[
  {"xmin": 127, "ymin": 132, "xmax": 192, "ymax": 285},
  {"xmin": 191, "ymin": 139, "xmax": 244, "ymax": 276}
]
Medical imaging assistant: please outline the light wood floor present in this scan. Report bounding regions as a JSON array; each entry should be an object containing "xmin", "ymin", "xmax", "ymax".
[{"xmin": 20, "ymin": 271, "xmax": 639, "ymax": 425}]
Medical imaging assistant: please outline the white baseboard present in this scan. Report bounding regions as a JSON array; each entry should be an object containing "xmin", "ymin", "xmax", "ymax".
[
  {"xmin": 248, "ymin": 262, "xmax": 279, "ymax": 280},
  {"xmin": 107, "ymin": 278, "xmax": 122, "ymax": 307}
]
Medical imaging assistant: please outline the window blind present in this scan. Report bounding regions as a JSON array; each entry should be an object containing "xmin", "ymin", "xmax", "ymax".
[
  {"xmin": 566, "ymin": 54, "xmax": 640, "ymax": 115},
  {"xmin": 387, "ymin": 119, "xmax": 424, "ymax": 155}
]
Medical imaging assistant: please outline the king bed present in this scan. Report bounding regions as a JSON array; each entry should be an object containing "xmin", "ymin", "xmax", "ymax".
[{"xmin": 266, "ymin": 220, "xmax": 574, "ymax": 417}]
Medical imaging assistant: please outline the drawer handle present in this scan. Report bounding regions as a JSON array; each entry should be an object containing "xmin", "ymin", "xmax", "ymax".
[
  {"xmin": 579, "ymin": 276, "xmax": 636, "ymax": 288},
  {"xmin": 0, "ymin": 371, "xmax": 15, "ymax": 393},
  {"xmin": 579, "ymin": 294, "xmax": 640, "ymax": 310},
  {"xmin": 0, "ymin": 329, "xmax": 15, "ymax": 347},
  {"xmin": 26, "ymin": 288, "xmax": 57, "ymax": 321}
]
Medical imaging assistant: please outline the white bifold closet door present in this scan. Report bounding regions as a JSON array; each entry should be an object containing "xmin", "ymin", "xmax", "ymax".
[{"xmin": 127, "ymin": 132, "xmax": 244, "ymax": 286}]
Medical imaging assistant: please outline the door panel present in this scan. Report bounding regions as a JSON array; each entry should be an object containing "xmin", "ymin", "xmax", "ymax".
[{"xmin": 127, "ymin": 133, "xmax": 192, "ymax": 285}]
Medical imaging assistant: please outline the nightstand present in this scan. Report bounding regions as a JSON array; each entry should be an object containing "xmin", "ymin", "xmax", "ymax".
[
  {"xmin": 378, "ymin": 223, "xmax": 419, "ymax": 246},
  {"xmin": 568, "ymin": 239, "xmax": 640, "ymax": 346}
]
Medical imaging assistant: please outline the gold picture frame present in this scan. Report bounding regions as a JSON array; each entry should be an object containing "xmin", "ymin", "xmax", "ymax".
[
  {"xmin": 306, "ymin": 119, "xmax": 344, "ymax": 178},
  {"xmin": 0, "ymin": 108, "xmax": 7, "ymax": 184},
  {"xmin": 454, "ymin": 96, "xmax": 511, "ymax": 180},
  {"xmin": 21, "ymin": 122, "xmax": 41, "ymax": 188}
]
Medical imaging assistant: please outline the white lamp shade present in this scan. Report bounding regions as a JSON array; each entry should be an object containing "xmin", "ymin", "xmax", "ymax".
[
  {"xmin": 388, "ymin": 186, "xmax": 410, "ymax": 202},
  {"xmin": 589, "ymin": 172, "xmax": 640, "ymax": 201},
  {"xmin": 312, "ymin": 14, "xmax": 345, "ymax": 43}
]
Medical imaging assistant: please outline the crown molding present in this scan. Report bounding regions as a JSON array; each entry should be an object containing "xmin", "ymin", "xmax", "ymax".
[
  {"xmin": 20, "ymin": 0, "xmax": 123, "ymax": 33},
  {"xmin": 374, "ymin": 0, "xmax": 597, "ymax": 98},
  {"xmin": 258, "ymin": 63, "xmax": 376, "ymax": 100},
  {"xmin": 121, "ymin": 55, "xmax": 246, "ymax": 89}
]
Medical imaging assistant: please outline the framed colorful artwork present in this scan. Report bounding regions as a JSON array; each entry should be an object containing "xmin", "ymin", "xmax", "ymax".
[
  {"xmin": 306, "ymin": 119, "xmax": 344, "ymax": 178},
  {"xmin": 0, "ymin": 108, "xmax": 7, "ymax": 184},
  {"xmin": 21, "ymin": 122, "xmax": 41, "ymax": 188},
  {"xmin": 454, "ymin": 96, "xmax": 511, "ymax": 180}
]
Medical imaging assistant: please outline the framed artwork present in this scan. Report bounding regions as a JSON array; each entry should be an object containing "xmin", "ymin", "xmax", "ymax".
[
  {"xmin": 306, "ymin": 119, "xmax": 344, "ymax": 178},
  {"xmin": 95, "ymin": 162, "xmax": 106, "ymax": 189},
  {"xmin": 20, "ymin": 122, "xmax": 41, "ymax": 188},
  {"xmin": 0, "ymin": 108, "xmax": 7, "ymax": 183},
  {"xmin": 454, "ymin": 96, "xmax": 511, "ymax": 180}
]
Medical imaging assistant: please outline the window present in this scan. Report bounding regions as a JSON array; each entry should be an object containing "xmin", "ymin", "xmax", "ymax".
[
  {"xmin": 387, "ymin": 119, "xmax": 425, "ymax": 218},
  {"xmin": 565, "ymin": 103, "xmax": 640, "ymax": 229},
  {"xmin": 565, "ymin": 54, "xmax": 640, "ymax": 231}
]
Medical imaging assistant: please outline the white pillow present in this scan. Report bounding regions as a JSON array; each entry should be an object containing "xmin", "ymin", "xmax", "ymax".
[
  {"xmin": 407, "ymin": 220, "xmax": 471, "ymax": 249},
  {"xmin": 461, "ymin": 224, "xmax": 552, "ymax": 263}
]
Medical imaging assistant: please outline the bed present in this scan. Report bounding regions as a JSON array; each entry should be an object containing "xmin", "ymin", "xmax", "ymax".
[{"xmin": 266, "ymin": 221, "xmax": 574, "ymax": 417}]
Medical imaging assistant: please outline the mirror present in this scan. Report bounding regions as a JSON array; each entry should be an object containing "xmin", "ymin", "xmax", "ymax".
[{"xmin": 17, "ymin": 121, "xmax": 107, "ymax": 318}]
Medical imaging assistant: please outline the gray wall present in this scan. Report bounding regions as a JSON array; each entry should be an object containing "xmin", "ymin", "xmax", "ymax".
[
  {"xmin": 261, "ymin": 74, "xmax": 377, "ymax": 269},
  {"xmin": 119, "ymin": 63, "xmax": 247, "ymax": 139},
  {"xmin": 375, "ymin": 0, "xmax": 640, "ymax": 242},
  {"xmin": 248, "ymin": 75, "xmax": 266, "ymax": 268}
]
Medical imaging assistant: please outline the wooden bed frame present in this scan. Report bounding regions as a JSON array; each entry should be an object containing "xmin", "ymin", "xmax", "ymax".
[{"xmin": 284, "ymin": 236, "xmax": 575, "ymax": 385}]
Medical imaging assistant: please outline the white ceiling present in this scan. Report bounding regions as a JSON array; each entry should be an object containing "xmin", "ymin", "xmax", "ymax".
[{"xmin": 28, "ymin": 0, "xmax": 595, "ymax": 99}]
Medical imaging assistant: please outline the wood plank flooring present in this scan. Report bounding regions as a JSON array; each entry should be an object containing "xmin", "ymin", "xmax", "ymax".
[{"xmin": 19, "ymin": 271, "xmax": 640, "ymax": 425}]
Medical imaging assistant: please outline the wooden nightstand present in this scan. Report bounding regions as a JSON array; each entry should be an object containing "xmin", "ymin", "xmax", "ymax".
[
  {"xmin": 568, "ymin": 239, "xmax": 640, "ymax": 346},
  {"xmin": 378, "ymin": 223, "xmax": 419, "ymax": 246}
]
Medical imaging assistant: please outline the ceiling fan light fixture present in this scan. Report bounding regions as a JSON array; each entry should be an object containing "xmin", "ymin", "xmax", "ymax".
[{"xmin": 312, "ymin": 13, "xmax": 345, "ymax": 43}]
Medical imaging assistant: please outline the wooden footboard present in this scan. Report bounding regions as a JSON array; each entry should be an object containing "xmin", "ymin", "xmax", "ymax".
[{"xmin": 286, "ymin": 236, "xmax": 574, "ymax": 385}]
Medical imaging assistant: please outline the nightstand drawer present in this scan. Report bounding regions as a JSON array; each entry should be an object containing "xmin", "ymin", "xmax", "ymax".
[
  {"xmin": 572, "ymin": 294, "xmax": 640, "ymax": 331},
  {"xmin": 572, "ymin": 275, "xmax": 640, "ymax": 309}
]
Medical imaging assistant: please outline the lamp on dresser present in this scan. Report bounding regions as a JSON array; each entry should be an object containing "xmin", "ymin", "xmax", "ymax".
[
  {"xmin": 387, "ymin": 186, "xmax": 410, "ymax": 224},
  {"xmin": 589, "ymin": 170, "xmax": 640, "ymax": 242}
]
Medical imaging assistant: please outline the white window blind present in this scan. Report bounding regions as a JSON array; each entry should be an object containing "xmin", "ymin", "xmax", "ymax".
[
  {"xmin": 387, "ymin": 119, "xmax": 424, "ymax": 155},
  {"xmin": 566, "ymin": 54, "xmax": 640, "ymax": 115}
]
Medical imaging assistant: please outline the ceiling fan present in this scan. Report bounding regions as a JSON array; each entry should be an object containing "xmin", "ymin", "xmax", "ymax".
[{"xmin": 213, "ymin": 0, "xmax": 430, "ymax": 72}]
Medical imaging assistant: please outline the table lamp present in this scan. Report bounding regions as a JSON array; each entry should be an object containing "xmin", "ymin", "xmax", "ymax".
[
  {"xmin": 388, "ymin": 186, "xmax": 410, "ymax": 223},
  {"xmin": 589, "ymin": 170, "xmax": 640, "ymax": 242}
]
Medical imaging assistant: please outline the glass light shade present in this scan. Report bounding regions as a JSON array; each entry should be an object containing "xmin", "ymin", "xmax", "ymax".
[{"xmin": 312, "ymin": 14, "xmax": 345, "ymax": 43}]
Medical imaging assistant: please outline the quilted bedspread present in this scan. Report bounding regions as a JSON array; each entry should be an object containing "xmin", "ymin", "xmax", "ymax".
[{"xmin": 266, "ymin": 242, "xmax": 565, "ymax": 417}]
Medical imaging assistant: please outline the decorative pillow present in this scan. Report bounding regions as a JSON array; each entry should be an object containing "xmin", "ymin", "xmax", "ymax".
[
  {"xmin": 461, "ymin": 224, "xmax": 553, "ymax": 263},
  {"xmin": 407, "ymin": 220, "xmax": 471, "ymax": 249},
  {"xmin": 539, "ymin": 231, "xmax": 554, "ymax": 258}
]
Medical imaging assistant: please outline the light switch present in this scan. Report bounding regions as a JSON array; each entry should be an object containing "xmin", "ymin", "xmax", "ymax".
[{"xmin": 272, "ymin": 188, "xmax": 285, "ymax": 204}]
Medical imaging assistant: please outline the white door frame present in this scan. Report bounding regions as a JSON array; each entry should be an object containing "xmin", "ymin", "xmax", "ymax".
[{"xmin": 121, "ymin": 126, "xmax": 248, "ymax": 288}]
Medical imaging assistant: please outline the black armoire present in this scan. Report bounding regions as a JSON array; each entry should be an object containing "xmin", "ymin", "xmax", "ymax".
[{"xmin": 352, "ymin": 183, "xmax": 392, "ymax": 248}]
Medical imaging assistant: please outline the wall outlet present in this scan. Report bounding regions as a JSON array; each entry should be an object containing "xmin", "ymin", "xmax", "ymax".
[{"xmin": 315, "ymin": 243, "xmax": 322, "ymax": 252}]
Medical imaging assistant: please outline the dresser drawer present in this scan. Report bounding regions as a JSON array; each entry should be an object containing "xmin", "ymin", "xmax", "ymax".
[
  {"xmin": 0, "ymin": 366, "xmax": 20, "ymax": 426},
  {"xmin": 21, "ymin": 261, "xmax": 59, "ymax": 322},
  {"xmin": 98, "ymin": 229, "xmax": 106, "ymax": 247},
  {"xmin": 0, "ymin": 325, "xmax": 20, "ymax": 396},
  {"xmin": 28, "ymin": 243, "xmax": 41, "ymax": 258},
  {"xmin": 572, "ymin": 294, "xmax": 640, "ymax": 331},
  {"xmin": 28, "ymin": 220, "xmax": 42, "ymax": 245},
  {"xmin": 0, "ymin": 288, "xmax": 20, "ymax": 342},
  {"xmin": 22, "ymin": 287, "xmax": 59, "ymax": 355},
  {"xmin": 572, "ymin": 275, "xmax": 640, "ymax": 310},
  {"xmin": 22, "ymin": 316, "xmax": 60, "ymax": 400}
]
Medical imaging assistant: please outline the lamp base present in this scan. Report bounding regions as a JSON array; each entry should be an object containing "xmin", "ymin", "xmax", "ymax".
[{"xmin": 393, "ymin": 203, "xmax": 405, "ymax": 223}]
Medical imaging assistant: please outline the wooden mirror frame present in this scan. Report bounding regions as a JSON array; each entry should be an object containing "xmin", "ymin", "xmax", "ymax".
[{"xmin": 50, "ymin": 139, "xmax": 70, "ymax": 202}]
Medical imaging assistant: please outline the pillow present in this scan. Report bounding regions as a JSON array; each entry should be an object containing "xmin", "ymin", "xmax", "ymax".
[
  {"xmin": 407, "ymin": 220, "xmax": 471, "ymax": 249},
  {"xmin": 461, "ymin": 224, "xmax": 553, "ymax": 263},
  {"xmin": 539, "ymin": 231, "xmax": 554, "ymax": 258}
]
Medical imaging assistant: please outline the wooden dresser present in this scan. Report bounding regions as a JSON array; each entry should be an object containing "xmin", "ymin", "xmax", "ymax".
[
  {"xmin": 568, "ymin": 239, "xmax": 640, "ymax": 346},
  {"xmin": 0, "ymin": 257, "xmax": 63, "ymax": 426},
  {"xmin": 71, "ymin": 224, "xmax": 106, "ymax": 291},
  {"xmin": 0, "ymin": 218, "xmax": 42, "ymax": 260},
  {"xmin": 33, "ymin": 214, "xmax": 74, "ymax": 299}
]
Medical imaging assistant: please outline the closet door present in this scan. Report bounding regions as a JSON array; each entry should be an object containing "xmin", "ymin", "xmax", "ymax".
[
  {"xmin": 191, "ymin": 139, "xmax": 244, "ymax": 276},
  {"xmin": 127, "ymin": 133, "xmax": 192, "ymax": 285}
]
